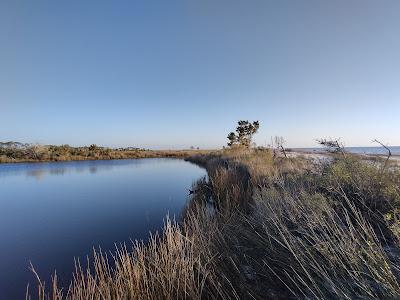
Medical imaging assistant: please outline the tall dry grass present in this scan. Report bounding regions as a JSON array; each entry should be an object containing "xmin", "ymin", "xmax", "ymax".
[
  {"xmin": 28, "ymin": 217, "xmax": 226, "ymax": 300},
  {"xmin": 187, "ymin": 149, "xmax": 400, "ymax": 299},
  {"xmin": 248, "ymin": 187, "xmax": 400, "ymax": 299}
]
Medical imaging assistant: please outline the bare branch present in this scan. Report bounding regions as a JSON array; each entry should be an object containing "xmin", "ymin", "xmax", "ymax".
[{"xmin": 372, "ymin": 139, "xmax": 392, "ymax": 171}]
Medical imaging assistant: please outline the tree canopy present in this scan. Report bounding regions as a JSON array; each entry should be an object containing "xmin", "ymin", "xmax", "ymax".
[{"xmin": 227, "ymin": 120, "xmax": 260, "ymax": 148}]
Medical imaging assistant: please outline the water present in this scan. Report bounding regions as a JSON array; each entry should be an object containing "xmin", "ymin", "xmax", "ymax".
[
  {"xmin": 293, "ymin": 146, "xmax": 400, "ymax": 155},
  {"xmin": 0, "ymin": 158, "xmax": 206, "ymax": 299}
]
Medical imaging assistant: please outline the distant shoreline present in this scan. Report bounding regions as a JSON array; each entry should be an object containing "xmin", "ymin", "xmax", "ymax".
[
  {"xmin": 286, "ymin": 149, "xmax": 400, "ymax": 165},
  {"xmin": 291, "ymin": 146, "xmax": 400, "ymax": 156},
  {"xmin": 2, "ymin": 143, "xmax": 400, "ymax": 164},
  {"xmin": 0, "ymin": 145, "xmax": 213, "ymax": 164}
]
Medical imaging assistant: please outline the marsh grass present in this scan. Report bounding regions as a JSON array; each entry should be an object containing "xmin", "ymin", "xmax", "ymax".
[
  {"xmin": 29, "ymin": 148, "xmax": 400, "ymax": 299},
  {"xmin": 28, "ymin": 217, "xmax": 225, "ymax": 300},
  {"xmin": 249, "ymin": 187, "xmax": 400, "ymax": 298}
]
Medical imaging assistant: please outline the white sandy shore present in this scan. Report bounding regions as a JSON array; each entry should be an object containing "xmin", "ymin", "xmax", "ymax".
[
  {"xmin": 287, "ymin": 150, "xmax": 400, "ymax": 165},
  {"xmin": 287, "ymin": 151, "xmax": 332, "ymax": 162}
]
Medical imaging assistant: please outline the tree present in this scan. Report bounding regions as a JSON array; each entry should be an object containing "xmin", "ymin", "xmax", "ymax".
[
  {"xmin": 227, "ymin": 132, "xmax": 238, "ymax": 147},
  {"xmin": 227, "ymin": 120, "xmax": 260, "ymax": 148}
]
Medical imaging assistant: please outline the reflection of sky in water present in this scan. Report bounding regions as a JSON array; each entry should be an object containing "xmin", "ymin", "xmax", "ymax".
[{"xmin": 0, "ymin": 158, "xmax": 206, "ymax": 299}]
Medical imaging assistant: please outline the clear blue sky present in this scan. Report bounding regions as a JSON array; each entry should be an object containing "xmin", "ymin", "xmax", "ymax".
[{"xmin": 1, "ymin": 1, "xmax": 399, "ymax": 149}]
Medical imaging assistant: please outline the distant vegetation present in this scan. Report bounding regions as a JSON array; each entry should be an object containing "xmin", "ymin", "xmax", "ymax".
[{"xmin": 0, "ymin": 142, "xmax": 208, "ymax": 163}]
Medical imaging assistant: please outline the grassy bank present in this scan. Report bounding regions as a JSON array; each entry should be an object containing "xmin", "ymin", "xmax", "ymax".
[
  {"xmin": 29, "ymin": 148, "xmax": 400, "ymax": 299},
  {"xmin": 0, "ymin": 143, "xmax": 210, "ymax": 163}
]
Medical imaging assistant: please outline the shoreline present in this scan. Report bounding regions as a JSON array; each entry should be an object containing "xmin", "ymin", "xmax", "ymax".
[
  {"xmin": 0, "ymin": 149, "xmax": 213, "ymax": 164},
  {"xmin": 287, "ymin": 149, "xmax": 400, "ymax": 164}
]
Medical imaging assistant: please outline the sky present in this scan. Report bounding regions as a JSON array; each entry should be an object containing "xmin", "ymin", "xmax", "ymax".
[{"xmin": 1, "ymin": 1, "xmax": 399, "ymax": 149}]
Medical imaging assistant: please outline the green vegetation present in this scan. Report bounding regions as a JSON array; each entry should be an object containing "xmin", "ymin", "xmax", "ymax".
[
  {"xmin": 227, "ymin": 120, "xmax": 260, "ymax": 148},
  {"xmin": 28, "ymin": 146, "xmax": 400, "ymax": 299},
  {"xmin": 0, "ymin": 143, "xmax": 209, "ymax": 163}
]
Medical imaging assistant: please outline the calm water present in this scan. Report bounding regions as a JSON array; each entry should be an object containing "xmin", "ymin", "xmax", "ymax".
[{"xmin": 0, "ymin": 158, "xmax": 206, "ymax": 299}]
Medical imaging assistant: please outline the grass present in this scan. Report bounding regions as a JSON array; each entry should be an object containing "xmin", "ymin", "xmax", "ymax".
[
  {"xmin": 28, "ymin": 147, "xmax": 400, "ymax": 299},
  {"xmin": 0, "ymin": 143, "xmax": 210, "ymax": 163},
  {"xmin": 29, "ymin": 219, "xmax": 222, "ymax": 300}
]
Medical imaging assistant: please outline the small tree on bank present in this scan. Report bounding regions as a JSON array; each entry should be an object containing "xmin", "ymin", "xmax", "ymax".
[{"xmin": 227, "ymin": 120, "xmax": 260, "ymax": 148}]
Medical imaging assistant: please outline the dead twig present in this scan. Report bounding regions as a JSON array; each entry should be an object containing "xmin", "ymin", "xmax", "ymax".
[{"xmin": 372, "ymin": 139, "xmax": 392, "ymax": 171}]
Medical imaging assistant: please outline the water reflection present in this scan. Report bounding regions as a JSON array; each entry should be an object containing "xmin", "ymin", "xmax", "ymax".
[
  {"xmin": 0, "ymin": 159, "xmax": 152, "ymax": 180},
  {"xmin": 26, "ymin": 169, "xmax": 47, "ymax": 180},
  {"xmin": 0, "ymin": 158, "xmax": 206, "ymax": 299}
]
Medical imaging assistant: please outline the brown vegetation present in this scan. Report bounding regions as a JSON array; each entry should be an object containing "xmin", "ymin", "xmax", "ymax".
[{"xmin": 0, "ymin": 143, "xmax": 210, "ymax": 163}]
